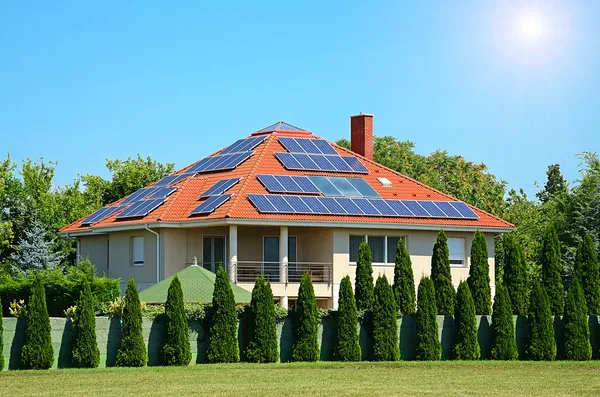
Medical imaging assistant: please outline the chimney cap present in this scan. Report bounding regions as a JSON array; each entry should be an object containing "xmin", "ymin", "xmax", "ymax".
[{"xmin": 350, "ymin": 113, "xmax": 374, "ymax": 118}]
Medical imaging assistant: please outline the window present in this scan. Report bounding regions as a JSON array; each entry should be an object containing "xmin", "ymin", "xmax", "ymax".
[
  {"xmin": 387, "ymin": 236, "xmax": 402, "ymax": 263},
  {"xmin": 368, "ymin": 236, "xmax": 384, "ymax": 263},
  {"xmin": 263, "ymin": 236, "xmax": 297, "ymax": 281},
  {"xmin": 448, "ymin": 237, "xmax": 466, "ymax": 266},
  {"xmin": 350, "ymin": 235, "xmax": 406, "ymax": 265},
  {"xmin": 132, "ymin": 236, "xmax": 144, "ymax": 266},
  {"xmin": 203, "ymin": 236, "xmax": 226, "ymax": 272},
  {"xmin": 349, "ymin": 235, "xmax": 366, "ymax": 262},
  {"xmin": 377, "ymin": 177, "xmax": 392, "ymax": 187}
]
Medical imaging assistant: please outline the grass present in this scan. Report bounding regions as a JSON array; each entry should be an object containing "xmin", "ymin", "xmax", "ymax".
[{"xmin": 1, "ymin": 361, "xmax": 600, "ymax": 396}]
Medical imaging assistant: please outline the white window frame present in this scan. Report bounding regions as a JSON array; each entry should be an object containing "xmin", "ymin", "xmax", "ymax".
[
  {"xmin": 448, "ymin": 237, "xmax": 467, "ymax": 268},
  {"xmin": 132, "ymin": 236, "xmax": 144, "ymax": 267},
  {"xmin": 349, "ymin": 235, "xmax": 408, "ymax": 266},
  {"xmin": 201, "ymin": 235, "xmax": 227, "ymax": 273}
]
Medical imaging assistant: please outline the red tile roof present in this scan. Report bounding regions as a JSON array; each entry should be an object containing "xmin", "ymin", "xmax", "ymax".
[{"xmin": 61, "ymin": 128, "xmax": 513, "ymax": 233}]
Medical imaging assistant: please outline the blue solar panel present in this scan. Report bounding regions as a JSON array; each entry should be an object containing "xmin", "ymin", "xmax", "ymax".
[
  {"xmin": 275, "ymin": 153, "xmax": 304, "ymax": 170},
  {"xmin": 342, "ymin": 156, "xmax": 369, "ymax": 173},
  {"xmin": 329, "ymin": 178, "xmax": 361, "ymax": 197},
  {"xmin": 325, "ymin": 155, "xmax": 353, "ymax": 172},
  {"xmin": 312, "ymin": 139, "xmax": 338, "ymax": 155},
  {"xmin": 220, "ymin": 136, "xmax": 266, "ymax": 154},
  {"xmin": 190, "ymin": 194, "xmax": 231, "ymax": 215},
  {"xmin": 284, "ymin": 196, "xmax": 312, "ymax": 213},
  {"xmin": 386, "ymin": 200, "xmax": 414, "ymax": 216},
  {"xmin": 294, "ymin": 153, "xmax": 320, "ymax": 170},
  {"xmin": 300, "ymin": 196, "xmax": 331, "ymax": 213},
  {"xmin": 296, "ymin": 138, "xmax": 321, "ymax": 154},
  {"xmin": 154, "ymin": 172, "xmax": 196, "ymax": 187},
  {"xmin": 293, "ymin": 176, "xmax": 319, "ymax": 193},
  {"xmin": 309, "ymin": 154, "xmax": 336, "ymax": 170},
  {"xmin": 267, "ymin": 195, "xmax": 295, "ymax": 212},
  {"xmin": 347, "ymin": 178, "xmax": 380, "ymax": 198},
  {"xmin": 435, "ymin": 201, "xmax": 463, "ymax": 218},
  {"xmin": 419, "ymin": 201, "xmax": 446, "ymax": 217},
  {"xmin": 279, "ymin": 137, "xmax": 338, "ymax": 155},
  {"xmin": 247, "ymin": 194, "xmax": 277, "ymax": 212},
  {"xmin": 319, "ymin": 197, "xmax": 347, "ymax": 215},
  {"xmin": 187, "ymin": 152, "xmax": 253, "ymax": 173},
  {"xmin": 117, "ymin": 199, "xmax": 166, "ymax": 219},
  {"xmin": 450, "ymin": 202, "xmax": 479, "ymax": 219},
  {"xmin": 278, "ymin": 137, "xmax": 305, "ymax": 153},
  {"xmin": 81, "ymin": 206, "xmax": 124, "ymax": 225},
  {"xmin": 200, "ymin": 178, "xmax": 241, "ymax": 198},
  {"xmin": 121, "ymin": 187, "xmax": 158, "ymax": 204},
  {"xmin": 277, "ymin": 175, "xmax": 303, "ymax": 192},
  {"xmin": 309, "ymin": 176, "xmax": 340, "ymax": 196},
  {"xmin": 336, "ymin": 197, "xmax": 364, "ymax": 214},
  {"xmin": 351, "ymin": 198, "xmax": 381, "ymax": 215},
  {"xmin": 368, "ymin": 199, "xmax": 396, "ymax": 216},
  {"xmin": 257, "ymin": 175, "xmax": 285, "ymax": 192},
  {"xmin": 402, "ymin": 200, "xmax": 430, "ymax": 217},
  {"xmin": 148, "ymin": 187, "xmax": 177, "ymax": 199}
]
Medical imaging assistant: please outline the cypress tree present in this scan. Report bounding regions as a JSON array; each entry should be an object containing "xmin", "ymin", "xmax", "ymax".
[
  {"xmin": 575, "ymin": 234, "xmax": 600, "ymax": 315},
  {"xmin": 245, "ymin": 275, "xmax": 278, "ymax": 363},
  {"xmin": 415, "ymin": 277, "xmax": 441, "ymax": 360},
  {"xmin": 502, "ymin": 234, "xmax": 528, "ymax": 315},
  {"xmin": 526, "ymin": 279, "xmax": 556, "ymax": 361},
  {"xmin": 372, "ymin": 275, "xmax": 399, "ymax": 361},
  {"xmin": 161, "ymin": 275, "xmax": 192, "ymax": 366},
  {"xmin": 71, "ymin": 280, "xmax": 100, "ymax": 368},
  {"xmin": 355, "ymin": 241, "xmax": 374, "ymax": 312},
  {"xmin": 490, "ymin": 284, "xmax": 518, "ymax": 360},
  {"xmin": 540, "ymin": 225, "xmax": 564, "ymax": 315},
  {"xmin": 334, "ymin": 276, "xmax": 361, "ymax": 362},
  {"xmin": 431, "ymin": 230, "xmax": 455, "ymax": 315},
  {"xmin": 453, "ymin": 281, "xmax": 480, "ymax": 360},
  {"xmin": 0, "ymin": 298, "xmax": 3, "ymax": 371},
  {"xmin": 292, "ymin": 272, "xmax": 319, "ymax": 362},
  {"xmin": 21, "ymin": 276, "xmax": 53, "ymax": 370},
  {"xmin": 392, "ymin": 238, "xmax": 416, "ymax": 315},
  {"xmin": 467, "ymin": 230, "xmax": 491, "ymax": 315},
  {"xmin": 116, "ymin": 277, "xmax": 147, "ymax": 367},
  {"xmin": 563, "ymin": 279, "xmax": 591, "ymax": 360},
  {"xmin": 207, "ymin": 266, "xmax": 240, "ymax": 363}
]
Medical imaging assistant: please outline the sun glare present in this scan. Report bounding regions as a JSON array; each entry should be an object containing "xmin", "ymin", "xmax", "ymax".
[{"xmin": 517, "ymin": 13, "xmax": 545, "ymax": 43}]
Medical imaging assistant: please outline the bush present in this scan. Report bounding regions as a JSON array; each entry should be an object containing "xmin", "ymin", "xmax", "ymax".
[
  {"xmin": 115, "ymin": 277, "xmax": 147, "ymax": 367},
  {"xmin": 452, "ymin": 281, "xmax": 479, "ymax": 360},
  {"xmin": 502, "ymin": 234, "xmax": 528, "ymax": 315},
  {"xmin": 245, "ymin": 275, "xmax": 278, "ymax": 363},
  {"xmin": 71, "ymin": 280, "xmax": 100, "ymax": 368},
  {"xmin": 373, "ymin": 275, "xmax": 399, "ymax": 361},
  {"xmin": 431, "ymin": 230, "xmax": 454, "ymax": 315},
  {"xmin": 161, "ymin": 275, "xmax": 191, "ymax": 366},
  {"xmin": 563, "ymin": 279, "xmax": 591, "ymax": 360},
  {"xmin": 490, "ymin": 284, "xmax": 517, "ymax": 360},
  {"xmin": 207, "ymin": 266, "xmax": 239, "ymax": 363},
  {"xmin": 292, "ymin": 272, "xmax": 319, "ymax": 362},
  {"xmin": 575, "ymin": 233, "xmax": 600, "ymax": 315},
  {"xmin": 392, "ymin": 238, "xmax": 416, "ymax": 315},
  {"xmin": 540, "ymin": 226, "xmax": 564, "ymax": 315},
  {"xmin": 526, "ymin": 279, "xmax": 556, "ymax": 361},
  {"xmin": 355, "ymin": 241, "xmax": 374, "ymax": 312},
  {"xmin": 0, "ymin": 298, "xmax": 3, "ymax": 371},
  {"xmin": 21, "ymin": 276, "xmax": 53, "ymax": 370},
  {"xmin": 467, "ymin": 230, "xmax": 491, "ymax": 315},
  {"xmin": 334, "ymin": 276, "xmax": 361, "ymax": 362},
  {"xmin": 415, "ymin": 277, "xmax": 441, "ymax": 360}
]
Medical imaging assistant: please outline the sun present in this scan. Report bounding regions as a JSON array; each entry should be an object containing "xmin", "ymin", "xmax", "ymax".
[{"xmin": 518, "ymin": 13, "xmax": 545, "ymax": 43}]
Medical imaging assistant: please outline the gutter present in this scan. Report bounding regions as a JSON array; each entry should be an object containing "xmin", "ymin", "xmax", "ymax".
[{"xmin": 144, "ymin": 224, "xmax": 160, "ymax": 284}]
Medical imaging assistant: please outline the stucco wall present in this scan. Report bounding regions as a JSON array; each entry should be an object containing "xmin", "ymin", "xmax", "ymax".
[{"xmin": 79, "ymin": 235, "xmax": 109, "ymax": 276}]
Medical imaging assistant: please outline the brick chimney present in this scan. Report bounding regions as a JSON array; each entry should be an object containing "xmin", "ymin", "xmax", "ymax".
[{"xmin": 350, "ymin": 113, "xmax": 373, "ymax": 160}]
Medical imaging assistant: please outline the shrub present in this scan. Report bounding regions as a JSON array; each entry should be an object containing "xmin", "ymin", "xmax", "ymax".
[
  {"xmin": 502, "ymin": 234, "xmax": 528, "ymax": 315},
  {"xmin": 71, "ymin": 280, "xmax": 100, "ymax": 368},
  {"xmin": 334, "ymin": 276, "xmax": 361, "ymax": 362},
  {"xmin": 355, "ymin": 241, "xmax": 374, "ymax": 312},
  {"xmin": 0, "ymin": 298, "xmax": 3, "ymax": 371},
  {"xmin": 452, "ymin": 281, "xmax": 479, "ymax": 360},
  {"xmin": 161, "ymin": 275, "xmax": 191, "ymax": 366},
  {"xmin": 245, "ymin": 275, "xmax": 278, "ymax": 363},
  {"xmin": 526, "ymin": 279, "xmax": 556, "ymax": 361},
  {"xmin": 467, "ymin": 230, "xmax": 491, "ymax": 315},
  {"xmin": 431, "ymin": 230, "xmax": 454, "ymax": 315},
  {"xmin": 563, "ymin": 279, "xmax": 591, "ymax": 360},
  {"xmin": 415, "ymin": 277, "xmax": 441, "ymax": 360},
  {"xmin": 292, "ymin": 272, "xmax": 319, "ymax": 362},
  {"xmin": 490, "ymin": 284, "xmax": 518, "ymax": 360},
  {"xmin": 21, "ymin": 276, "xmax": 53, "ymax": 370},
  {"xmin": 392, "ymin": 238, "xmax": 416, "ymax": 315},
  {"xmin": 540, "ymin": 226, "xmax": 564, "ymax": 315},
  {"xmin": 575, "ymin": 233, "xmax": 600, "ymax": 315},
  {"xmin": 207, "ymin": 266, "xmax": 239, "ymax": 363},
  {"xmin": 115, "ymin": 277, "xmax": 147, "ymax": 367},
  {"xmin": 373, "ymin": 275, "xmax": 399, "ymax": 361}
]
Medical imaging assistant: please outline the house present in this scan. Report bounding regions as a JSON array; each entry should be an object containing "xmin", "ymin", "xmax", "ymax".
[{"xmin": 60, "ymin": 114, "xmax": 513, "ymax": 309}]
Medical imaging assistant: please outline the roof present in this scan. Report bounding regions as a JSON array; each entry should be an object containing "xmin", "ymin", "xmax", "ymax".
[
  {"xmin": 139, "ymin": 265, "xmax": 252, "ymax": 303},
  {"xmin": 61, "ymin": 121, "xmax": 513, "ymax": 234}
]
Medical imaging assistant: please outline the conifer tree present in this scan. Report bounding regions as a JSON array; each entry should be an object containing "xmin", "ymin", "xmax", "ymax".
[
  {"xmin": 161, "ymin": 275, "xmax": 191, "ymax": 366},
  {"xmin": 415, "ymin": 277, "xmax": 441, "ymax": 360},
  {"xmin": 467, "ymin": 231, "xmax": 491, "ymax": 315},
  {"xmin": 245, "ymin": 275, "xmax": 278, "ymax": 363},
  {"xmin": 334, "ymin": 276, "xmax": 361, "ymax": 362},
  {"xmin": 355, "ymin": 241, "xmax": 374, "ymax": 312},
  {"xmin": 575, "ymin": 234, "xmax": 600, "ymax": 315},
  {"xmin": 540, "ymin": 226, "xmax": 564, "ymax": 315},
  {"xmin": 526, "ymin": 279, "xmax": 556, "ymax": 361},
  {"xmin": 372, "ymin": 275, "xmax": 399, "ymax": 361},
  {"xmin": 21, "ymin": 276, "xmax": 53, "ymax": 370},
  {"xmin": 292, "ymin": 272, "xmax": 319, "ymax": 362},
  {"xmin": 71, "ymin": 280, "xmax": 100, "ymax": 368},
  {"xmin": 490, "ymin": 284, "xmax": 518, "ymax": 360},
  {"xmin": 563, "ymin": 279, "xmax": 591, "ymax": 360},
  {"xmin": 207, "ymin": 266, "xmax": 240, "ymax": 363},
  {"xmin": 453, "ymin": 281, "xmax": 480, "ymax": 360},
  {"xmin": 392, "ymin": 238, "xmax": 416, "ymax": 315},
  {"xmin": 502, "ymin": 234, "xmax": 528, "ymax": 315},
  {"xmin": 0, "ymin": 298, "xmax": 3, "ymax": 371},
  {"xmin": 116, "ymin": 277, "xmax": 147, "ymax": 367},
  {"xmin": 431, "ymin": 230, "xmax": 455, "ymax": 315}
]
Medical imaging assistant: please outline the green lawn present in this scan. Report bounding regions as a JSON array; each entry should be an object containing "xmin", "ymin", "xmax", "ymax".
[{"xmin": 1, "ymin": 361, "xmax": 599, "ymax": 397}]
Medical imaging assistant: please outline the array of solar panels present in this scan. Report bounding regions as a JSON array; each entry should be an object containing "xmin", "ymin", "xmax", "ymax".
[
  {"xmin": 187, "ymin": 136, "xmax": 266, "ymax": 174},
  {"xmin": 257, "ymin": 174, "xmax": 380, "ymax": 198},
  {"xmin": 191, "ymin": 178, "xmax": 240, "ymax": 215},
  {"xmin": 247, "ymin": 194, "xmax": 479, "ymax": 219}
]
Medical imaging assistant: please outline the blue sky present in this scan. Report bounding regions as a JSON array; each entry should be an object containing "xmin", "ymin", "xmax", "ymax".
[{"xmin": 1, "ymin": 1, "xmax": 598, "ymax": 196}]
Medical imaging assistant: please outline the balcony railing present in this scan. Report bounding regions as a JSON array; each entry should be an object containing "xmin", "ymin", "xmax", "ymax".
[{"xmin": 235, "ymin": 261, "xmax": 332, "ymax": 284}]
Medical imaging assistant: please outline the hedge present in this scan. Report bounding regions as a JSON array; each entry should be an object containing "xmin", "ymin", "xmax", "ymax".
[
  {"xmin": 161, "ymin": 275, "xmax": 192, "ymax": 366},
  {"xmin": 245, "ymin": 275, "xmax": 278, "ymax": 363},
  {"xmin": 372, "ymin": 275, "xmax": 399, "ymax": 361},
  {"xmin": 206, "ymin": 267, "xmax": 239, "ymax": 363},
  {"xmin": 71, "ymin": 280, "xmax": 100, "ymax": 368},
  {"xmin": 526, "ymin": 279, "xmax": 556, "ymax": 361},
  {"xmin": 292, "ymin": 272, "xmax": 319, "ymax": 362},
  {"xmin": 431, "ymin": 230, "xmax": 455, "ymax": 315},
  {"xmin": 115, "ymin": 277, "xmax": 147, "ymax": 367},
  {"xmin": 575, "ymin": 233, "xmax": 600, "ymax": 315},
  {"xmin": 355, "ymin": 241, "xmax": 374, "ymax": 312},
  {"xmin": 392, "ymin": 238, "xmax": 416, "ymax": 315},
  {"xmin": 502, "ymin": 233, "xmax": 528, "ymax": 316},
  {"xmin": 452, "ymin": 281, "xmax": 479, "ymax": 360},
  {"xmin": 490, "ymin": 284, "xmax": 518, "ymax": 360},
  {"xmin": 540, "ymin": 225, "xmax": 564, "ymax": 315},
  {"xmin": 563, "ymin": 279, "xmax": 591, "ymax": 360},
  {"xmin": 416, "ymin": 276, "xmax": 441, "ymax": 360},
  {"xmin": 21, "ymin": 276, "xmax": 53, "ymax": 369},
  {"xmin": 334, "ymin": 276, "xmax": 361, "ymax": 362},
  {"xmin": 468, "ymin": 230, "xmax": 491, "ymax": 315}
]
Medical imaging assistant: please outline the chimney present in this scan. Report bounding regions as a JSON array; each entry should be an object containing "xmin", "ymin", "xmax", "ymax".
[{"xmin": 350, "ymin": 113, "xmax": 373, "ymax": 160}]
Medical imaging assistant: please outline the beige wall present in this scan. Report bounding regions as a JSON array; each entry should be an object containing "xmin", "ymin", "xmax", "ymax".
[{"xmin": 79, "ymin": 235, "xmax": 109, "ymax": 276}]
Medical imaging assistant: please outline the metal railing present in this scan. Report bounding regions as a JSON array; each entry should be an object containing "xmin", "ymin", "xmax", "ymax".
[{"xmin": 235, "ymin": 261, "xmax": 332, "ymax": 284}]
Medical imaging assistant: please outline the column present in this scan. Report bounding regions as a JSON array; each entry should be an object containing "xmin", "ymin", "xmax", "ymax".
[
  {"xmin": 279, "ymin": 226, "xmax": 288, "ymax": 284},
  {"xmin": 229, "ymin": 225, "xmax": 237, "ymax": 283}
]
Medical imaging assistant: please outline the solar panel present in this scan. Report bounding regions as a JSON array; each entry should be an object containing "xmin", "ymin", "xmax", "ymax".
[
  {"xmin": 319, "ymin": 197, "xmax": 347, "ymax": 215},
  {"xmin": 266, "ymin": 195, "xmax": 294, "ymax": 212},
  {"xmin": 325, "ymin": 155, "xmax": 353, "ymax": 172},
  {"xmin": 300, "ymin": 195, "xmax": 331, "ymax": 213},
  {"xmin": 294, "ymin": 153, "xmax": 320, "ymax": 169},
  {"xmin": 434, "ymin": 201, "xmax": 462, "ymax": 218},
  {"xmin": 329, "ymin": 178, "xmax": 361, "ymax": 197},
  {"xmin": 117, "ymin": 199, "xmax": 166, "ymax": 219},
  {"xmin": 293, "ymin": 176, "xmax": 319, "ymax": 193},
  {"xmin": 368, "ymin": 199, "xmax": 397, "ymax": 216},
  {"xmin": 187, "ymin": 152, "xmax": 253, "ymax": 174},
  {"xmin": 147, "ymin": 187, "xmax": 177, "ymax": 199},
  {"xmin": 351, "ymin": 198, "xmax": 380, "ymax": 215},
  {"xmin": 312, "ymin": 139, "xmax": 338, "ymax": 155},
  {"xmin": 200, "ymin": 178, "xmax": 241, "ymax": 198},
  {"xmin": 275, "ymin": 152, "xmax": 368, "ymax": 174},
  {"xmin": 257, "ymin": 174, "xmax": 285, "ymax": 192},
  {"xmin": 296, "ymin": 138, "xmax": 321, "ymax": 154},
  {"xmin": 347, "ymin": 178, "xmax": 380, "ymax": 198},
  {"xmin": 274, "ymin": 153, "xmax": 303, "ymax": 170},
  {"xmin": 283, "ymin": 196, "xmax": 312, "ymax": 213},
  {"xmin": 81, "ymin": 206, "xmax": 124, "ymax": 225},
  {"xmin": 450, "ymin": 202, "xmax": 479, "ymax": 219},
  {"xmin": 154, "ymin": 172, "xmax": 196, "ymax": 187},
  {"xmin": 342, "ymin": 156, "xmax": 369, "ymax": 173},
  {"xmin": 401, "ymin": 200, "xmax": 429, "ymax": 217},
  {"xmin": 121, "ymin": 187, "xmax": 158, "ymax": 204},
  {"xmin": 309, "ymin": 176, "xmax": 340, "ymax": 196},
  {"xmin": 419, "ymin": 201, "xmax": 446, "ymax": 217},
  {"xmin": 278, "ymin": 137, "xmax": 338, "ymax": 155},
  {"xmin": 278, "ymin": 137, "xmax": 306, "ymax": 153},
  {"xmin": 336, "ymin": 197, "xmax": 364, "ymax": 214},
  {"xmin": 190, "ymin": 194, "xmax": 231, "ymax": 215},
  {"xmin": 386, "ymin": 200, "xmax": 414, "ymax": 216},
  {"xmin": 220, "ymin": 136, "xmax": 266, "ymax": 154}
]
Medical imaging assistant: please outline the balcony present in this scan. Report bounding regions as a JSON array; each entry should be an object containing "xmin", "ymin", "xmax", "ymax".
[{"xmin": 235, "ymin": 261, "xmax": 332, "ymax": 284}]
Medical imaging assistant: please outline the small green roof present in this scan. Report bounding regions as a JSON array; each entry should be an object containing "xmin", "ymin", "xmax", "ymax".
[{"xmin": 139, "ymin": 265, "xmax": 252, "ymax": 304}]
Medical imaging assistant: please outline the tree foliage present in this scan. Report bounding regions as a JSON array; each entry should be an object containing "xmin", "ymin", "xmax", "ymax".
[
  {"xmin": 563, "ymin": 279, "xmax": 591, "ymax": 360},
  {"xmin": 431, "ymin": 230, "xmax": 454, "ymax": 315},
  {"xmin": 526, "ymin": 279, "xmax": 556, "ymax": 361},
  {"xmin": 10, "ymin": 221, "xmax": 65, "ymax": 274},
  {"xmin": 161, "ymin": 275, "xmax": 191, "ymax": 366},
  {"xmin": 0, "ymin": 298, "xmax": 3, "ymax": 371},
  {"xmin": 392, "ymin": 238, "xmax": 416, "ymax": 315},
  {"xmin": 372, "ymin": 275, "xmax": 399, "ymax": 361},
  {"xmin": 415, "ymin": 277, "xmax": 441, "ymax": 360},
  {"xmin": 355, "ymin": 241, "xmax": 374, "ymax": 312},
  {"xmin": 206, "ymin": 267, "xmax": 239, "ymax": 363},
  {"xmin": 71, "ymin": 280, "xmax": 100, "ymax": 368},
  {"xmin": 245, "ymin": 275, "xmax": 278, "ymax": 363},
  {"xmin": 574, "ymin": 233, "xmax": 600, "ymax": 315},
  {"xmin": 334, "ymin": 276, "xmax": 361, "ymax": 362},
  {"xmin": 453, "ymin": 281, "xmax": 480, "ymax": 360},
  {"xmin": 537, "ymin": 164, "xmax": 568, "ymax": 204},
  {"xmin": 21, "ymin": 276, "xmax": 53, "ymax": 369},
  {"xmin": 540, "ymin": 225, "xmax": 564, "ymax": 315},
  {"xmin": 116, "ymin": 278, "xmax": 147, "ymax": 367},
  {"xmin": 292, "ymin": 272, "xmax": 319, "ymax": 362},
  {"xmin": 490, "ymin": 284, "xmax": 518, "ymax": 360},
  {"xmin": 502, "ymin": 234, "xmax": 529, "ymax": 315},
  {"xmin": 467, "ymin": 230, "xmax": 491, "ymax": 315}
]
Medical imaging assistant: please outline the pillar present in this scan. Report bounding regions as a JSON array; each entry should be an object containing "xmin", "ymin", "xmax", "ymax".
[
  {"xmin": 279, "ymin": 226, "xmax": 288, "ymax": 283},
  {"xmin": 229, "ymin": 224, "xmax": 237, "ymax": 282}
]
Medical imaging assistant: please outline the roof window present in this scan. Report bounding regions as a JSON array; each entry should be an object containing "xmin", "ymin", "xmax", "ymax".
[{"xmin": 377, "ymin": 177, "xmax": 393, "ymax": 187}]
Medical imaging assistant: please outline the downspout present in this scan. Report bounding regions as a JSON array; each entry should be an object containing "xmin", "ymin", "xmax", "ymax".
[{"xmin": 145, "ymin": 224, "xmax": 160, "ymax": 284}]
